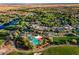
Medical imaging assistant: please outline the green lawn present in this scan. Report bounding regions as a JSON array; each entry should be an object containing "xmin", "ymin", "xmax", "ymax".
[
  {"xmin": 42, "ymin": 46, "xmax": 79, "ymax": 55},
  {"xmin": 0, "ymin": 38, "xmax": 4, "ymax": 46},
  {"xmin": 0, "ymin": 37, "xmax": 4, "ymax": 45},
  {"xmin": 53, "ymin": 36, "xmax": 79, "ymax": 44},
  {"xmin": 7, "ymin": 51, "xmax": 33, "ymax": 55},
  {"xmin": 0, "ymin": 30, "xmax": 8, "ymax": 46},
  {"xmin": 53, "ymin": 36, "xmax": 79, "ymax": 41}
]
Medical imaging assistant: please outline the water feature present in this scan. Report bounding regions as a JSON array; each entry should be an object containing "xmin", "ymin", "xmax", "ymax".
[{"xmin": 0, "ymin": 18, "xmax": 19, "ymax": 29}]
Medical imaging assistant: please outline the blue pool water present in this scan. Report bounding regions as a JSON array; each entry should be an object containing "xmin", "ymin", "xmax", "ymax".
[{"xmin": 28, "ymin": 35, "xmax": 40, "ymax": 45}]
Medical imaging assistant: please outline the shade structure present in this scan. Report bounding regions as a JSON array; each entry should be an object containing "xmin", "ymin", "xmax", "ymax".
[{"xmin": 35, "ymin": 35, "xmax": 43, "ymax": 41}]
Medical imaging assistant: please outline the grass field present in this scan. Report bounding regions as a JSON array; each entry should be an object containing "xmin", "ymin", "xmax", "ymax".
[
  {"xmin": 42, "ymin": 46, "xmax": 79, "ymax": 55},
  {"xmin": 53, "ymin": 36, "xmax": 79, "ymax": 40},
  {"xmin": 7, "ymin": 51, "xmax": 33, "ymax": 55},
  {"xmin": 0, "ymin": 30, "xmax": 6, "ymax": 46},
  {"xmin": 53, "ymin": 36, "xmax": 79, "ymax": 44},
  {"xmin": 0, "ymin": 38, "xmax": 4, "ymax": 46}
]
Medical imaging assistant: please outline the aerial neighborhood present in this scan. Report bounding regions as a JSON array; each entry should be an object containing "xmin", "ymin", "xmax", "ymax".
[{"xmin": 0, "ymin": 4, "xmax": 79, "ymax": 55}]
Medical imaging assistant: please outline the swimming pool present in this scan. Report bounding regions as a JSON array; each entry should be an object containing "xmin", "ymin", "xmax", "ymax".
[{"xmin": 28, "ymin": 35, "xmax": 40, "ymax": 45}]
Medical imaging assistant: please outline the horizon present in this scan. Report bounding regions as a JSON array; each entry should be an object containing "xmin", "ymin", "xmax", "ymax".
[{"xmin": 0, "ymin": 3, "xmax": 79, "ymax": 5}]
